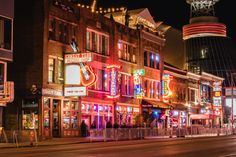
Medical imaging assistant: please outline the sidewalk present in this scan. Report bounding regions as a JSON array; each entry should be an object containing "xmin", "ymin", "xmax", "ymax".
[
  {"xmin": 0, "ymin": 134, "xmax": 233, "ymax": 149},
  {"xmin": 0, "ymin": 137, "xmax": 91, "ymax": 149}
]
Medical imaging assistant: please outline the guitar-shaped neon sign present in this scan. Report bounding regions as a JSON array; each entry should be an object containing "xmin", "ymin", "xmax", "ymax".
[{"xmin": 70, "ymin": 40, "xmax": 96, "ymax": 87}]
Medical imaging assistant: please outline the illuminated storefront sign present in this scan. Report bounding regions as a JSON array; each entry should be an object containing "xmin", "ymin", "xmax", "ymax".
[
  {"xmin": 213, "ymin": 81, "xmax": 222, "ymax": 106},
  {"xmin": 106, "ymin": 65, "xmax": 120, "ymax": 99},
  {"xmin": 64, "ymin": 41, "xmax": 96, "ymax": 97},
  {"xmin": 213, "ymin": 97, "xmax": 221, "ymax": 106},
  {"xmin": 42, "ymin": 88, "xmax": 63, "ymax": 96},
  {"xmin": 162, "ymin": 74, "xmax": 173, "ymax": 98},
  {"xmin": 65, "ymin": 53, "xmax": 93, "ymax": 64},
  {"xmin": 64, "ymin": 86, "xmax": 87, "ymax": 96},
  {"xmin": 133, "ymin": 69, "xmax": 145, "ymax": 99}
]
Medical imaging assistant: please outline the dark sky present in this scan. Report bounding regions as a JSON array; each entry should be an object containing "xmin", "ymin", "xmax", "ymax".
[{"xmin": 88, "ymin": 0, "xmax": 235, "ymax": 42}]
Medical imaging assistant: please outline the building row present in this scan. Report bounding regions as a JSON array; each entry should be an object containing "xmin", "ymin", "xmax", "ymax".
[{"xmin": 1, "ymin": 0, "xmax": 224, "ymax": 139}]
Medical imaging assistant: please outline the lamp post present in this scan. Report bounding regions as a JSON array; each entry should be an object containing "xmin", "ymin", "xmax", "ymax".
[{"xmin": 231, "ymin": 73, "xmax": 235, "ymax": 134}]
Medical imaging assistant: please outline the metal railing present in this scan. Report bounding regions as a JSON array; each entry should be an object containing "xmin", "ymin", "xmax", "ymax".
[
  {"xmin": 89, "ymin": 127, "xmax": 235, "ymax": 142},
  {"xmin": 0, "ymin": 129, "xmax": 38, "ymax": 147}
]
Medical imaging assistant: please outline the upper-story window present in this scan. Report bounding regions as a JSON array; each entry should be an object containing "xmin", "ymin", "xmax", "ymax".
[
  {"xmin": 89, "ymin": 68, "xmax": 109, "ymax": 92},
  {"xmin": 144, "ymin": 51, "xmax": 160, "ymax": 69},
  {"xmin": 59, "ymin": 22, "xmax": 68, "ymax": 44},
  {"xmin": 49, "ymin": 18, "xmax": 56, "ymax": 40},
  {"xmin": 0, "ymin": 63, "xmax": 5, "ymax": 91},
  {"xmin": 48, "ymin": 58, "xmax": 55, "ymax": 83},
  {"xmin": 188, "ymin": 88, "xmax": 198, "ymax": 103},
  {"xmin": 120, "ymin": 74, "xmax": 132, "ymax": 96},
  {"xmin": 118, "ymin": 41, "xmax": 136, "ymax": 63},
  {"xmin": 143, "ymin": 79, "xmax": 160, "ymax": 99},
  {"xmin": 86, "ymin": 29, "xmax": 109, "ymax": 55},
  {"xmin": 0, "ymin": 16, "xmax": 12, "ymax": 51},
  {"xmin": 58, "ymin": 59, "xmax": 64, "ymax": 84}
]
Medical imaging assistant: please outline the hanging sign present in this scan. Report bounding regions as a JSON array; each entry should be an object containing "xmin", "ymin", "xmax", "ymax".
[
  {"xmin": 133, "ymin": 69, "xmax": 145, "ymax": 99},
  {"xmin": 106, "ymin": 65, "xmax": 121, "ymax": 99}
]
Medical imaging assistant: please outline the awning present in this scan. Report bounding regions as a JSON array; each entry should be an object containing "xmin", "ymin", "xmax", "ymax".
[
  {"xmin": 190, "ymin": 114, "xmax": 210, "ymax": 120},
  {"xmin": 141, "ymin": 99, "xmax": 171, "ymax": 109}
]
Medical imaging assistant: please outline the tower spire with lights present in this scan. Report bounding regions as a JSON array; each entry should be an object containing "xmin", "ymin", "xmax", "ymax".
[{"xmin": 186, "ymin": 0, "xmax": 219, "ymax": 17}]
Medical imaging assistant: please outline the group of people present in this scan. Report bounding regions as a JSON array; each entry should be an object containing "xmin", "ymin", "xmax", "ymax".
[{"xmin": 80, "ymin": 120, "xmax": 119, "ymax": 137}]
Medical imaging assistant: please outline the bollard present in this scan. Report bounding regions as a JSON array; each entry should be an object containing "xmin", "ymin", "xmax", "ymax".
[{"xmin": 29, "ymin": 130, "xmax": 34, "ymax": 146}]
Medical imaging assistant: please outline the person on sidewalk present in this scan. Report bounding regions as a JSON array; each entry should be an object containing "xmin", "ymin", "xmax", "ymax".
[{"xmin": 80, "ymin": 120, "xmax": 88, "ymax": 137}]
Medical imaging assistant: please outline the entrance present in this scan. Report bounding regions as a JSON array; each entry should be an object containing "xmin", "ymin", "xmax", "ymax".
[{"xmin": 52, "ymin": 100, "xmax": 60, "ymax": 137}]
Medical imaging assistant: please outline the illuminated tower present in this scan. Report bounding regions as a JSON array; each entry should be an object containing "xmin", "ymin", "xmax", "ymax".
[{"xmin": 183, "ymin": 0, "xmax": 236, "ymax": 85}]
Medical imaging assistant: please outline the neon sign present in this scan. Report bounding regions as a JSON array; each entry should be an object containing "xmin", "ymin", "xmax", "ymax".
[
  {"xmin": 64, "ymin": 40, "xmax": 97, "ymax": 97},
  {"xmin": 65, "ymin": 53, "xmax": 93, "ymax": 64},
  {"xmin": 106, "ymin": 65, "xmax": 120, "ymax": 99},
  {"xmin": 162, "ymin": 74, "xmax": 173, "ymax": 98}
]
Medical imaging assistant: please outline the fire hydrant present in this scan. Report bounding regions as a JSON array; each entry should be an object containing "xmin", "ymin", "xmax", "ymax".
[{"xmin": 29, "ymin": 131, "xmax": 34, "ymax": 146}]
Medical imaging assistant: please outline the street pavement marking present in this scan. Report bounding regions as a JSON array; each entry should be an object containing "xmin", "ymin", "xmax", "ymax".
[{"xmin": 219, "ymin": 153, "xmax": 236, "ymax": 157}]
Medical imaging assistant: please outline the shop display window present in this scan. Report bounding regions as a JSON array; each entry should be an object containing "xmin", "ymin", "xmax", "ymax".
[
  {"xmin": 44, "ymin": 110, "xmax": 50, "ymax": 128},
  {"xmin": 64, "ymin": 101, "xmax": 70, "ymax": 110},
  {"xmin": 44, "ymin": 98, "xmax": 50, "ymax": 109},
  {"xmin": 63, "ymin": 101, "xmax": 79, "ymax": 130},
  {"xmin": 93, "ymin": 104, "xmax": 98, "ymax": 112},
  {"xmin": 71, "ymin": 111, "xmax": 78, "ymax": 129},
  {"xmin": 71, "ymin": 101, "xmax": 77, "ymax": 110},
  {"xmin": 63, "ymin": 111, "xmax": 70, "ymax": 129},
  {"xmin": 43, "ymin": 98, "xmax": 50, "ymax": 129},
  {"xmin": 22, "ymin": 111, "xmax": 38, "ymax": 130}
]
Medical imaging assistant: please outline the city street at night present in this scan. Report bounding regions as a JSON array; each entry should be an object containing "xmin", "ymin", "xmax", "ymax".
[{"xmin": 1, "ymin": 136, "xmax": 236, "ymax": 157}]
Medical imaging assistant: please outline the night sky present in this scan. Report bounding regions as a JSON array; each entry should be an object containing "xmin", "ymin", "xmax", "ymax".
[{"xmin": 87, "ymin": 0, "xmax": 236, "ymax": 42}]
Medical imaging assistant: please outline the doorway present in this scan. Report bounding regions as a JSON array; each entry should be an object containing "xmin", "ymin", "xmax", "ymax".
[{"xmin": 52, "ymin": 100, "xmax": 60, "ymax": 137}]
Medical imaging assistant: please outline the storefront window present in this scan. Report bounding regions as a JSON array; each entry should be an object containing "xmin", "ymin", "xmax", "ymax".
[
  {"xmin": 22, "ymin": 111, "xmax": 38, "ymax": 130},
  {"xmin": 22, "ymin": 98, "xmax": 39, "ymax": 130},
  {"xmin": 63, "ymin": 101, "xmax": 79, "ymax": 130},
  {"xmin": 43, "ymin": 98, "xmax": 50, "ymax": 129}
]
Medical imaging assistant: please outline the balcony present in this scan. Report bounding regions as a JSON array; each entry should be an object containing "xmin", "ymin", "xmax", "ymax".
[{"xmin": 0, "ymin": 81, "xmax": 14, "ymax": 106}]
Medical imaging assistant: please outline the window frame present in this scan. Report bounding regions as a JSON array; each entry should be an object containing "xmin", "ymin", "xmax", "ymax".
[{"xmin": 0, "ymin": 15, "xmax": 13, "ymax": 52}]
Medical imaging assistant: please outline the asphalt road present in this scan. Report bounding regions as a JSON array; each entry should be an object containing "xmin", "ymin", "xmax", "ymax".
[{"xmin": 1, "ymin": 136, "xmax": 236, "ymax": 157}]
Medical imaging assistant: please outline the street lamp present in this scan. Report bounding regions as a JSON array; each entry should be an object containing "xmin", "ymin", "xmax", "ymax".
[{"xmin": 231, "ymin": 73, "xmax": 236, "ymax": 134}]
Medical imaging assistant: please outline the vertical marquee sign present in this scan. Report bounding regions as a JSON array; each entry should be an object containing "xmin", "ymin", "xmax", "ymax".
[
  {"xmin": 64, "ymin": 41, "xmax": 97, "ymax": 96},
  {"xmin": 162, "ymin": 74, "xmax": 173, "ymax": 100},
  {"xmin": 133, "ymin": 69, "xmax": 145, "ymax": 99},
  {"xmin": 213, "ymin": 81, "xmax": 222, "ymax": 106},
  {"xmin": 106, "ymin": 65, "xmax": 120, "ymax": 99}
]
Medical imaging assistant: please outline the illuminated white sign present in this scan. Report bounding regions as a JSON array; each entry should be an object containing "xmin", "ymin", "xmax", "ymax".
[
  {"xmin": 213, "ymin": 97, "xmax": 221, "ymax": 106},
  {"xmin": 64, "ymin": 87, "xmax": 87, "ymax": 96},
  {"xmin": 65, "ymin": 65, "xmax": 80, "ymax": 85},
  {"xmin": 65, "ymin": 53, "xmax": 92, "ymax": 64}
]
